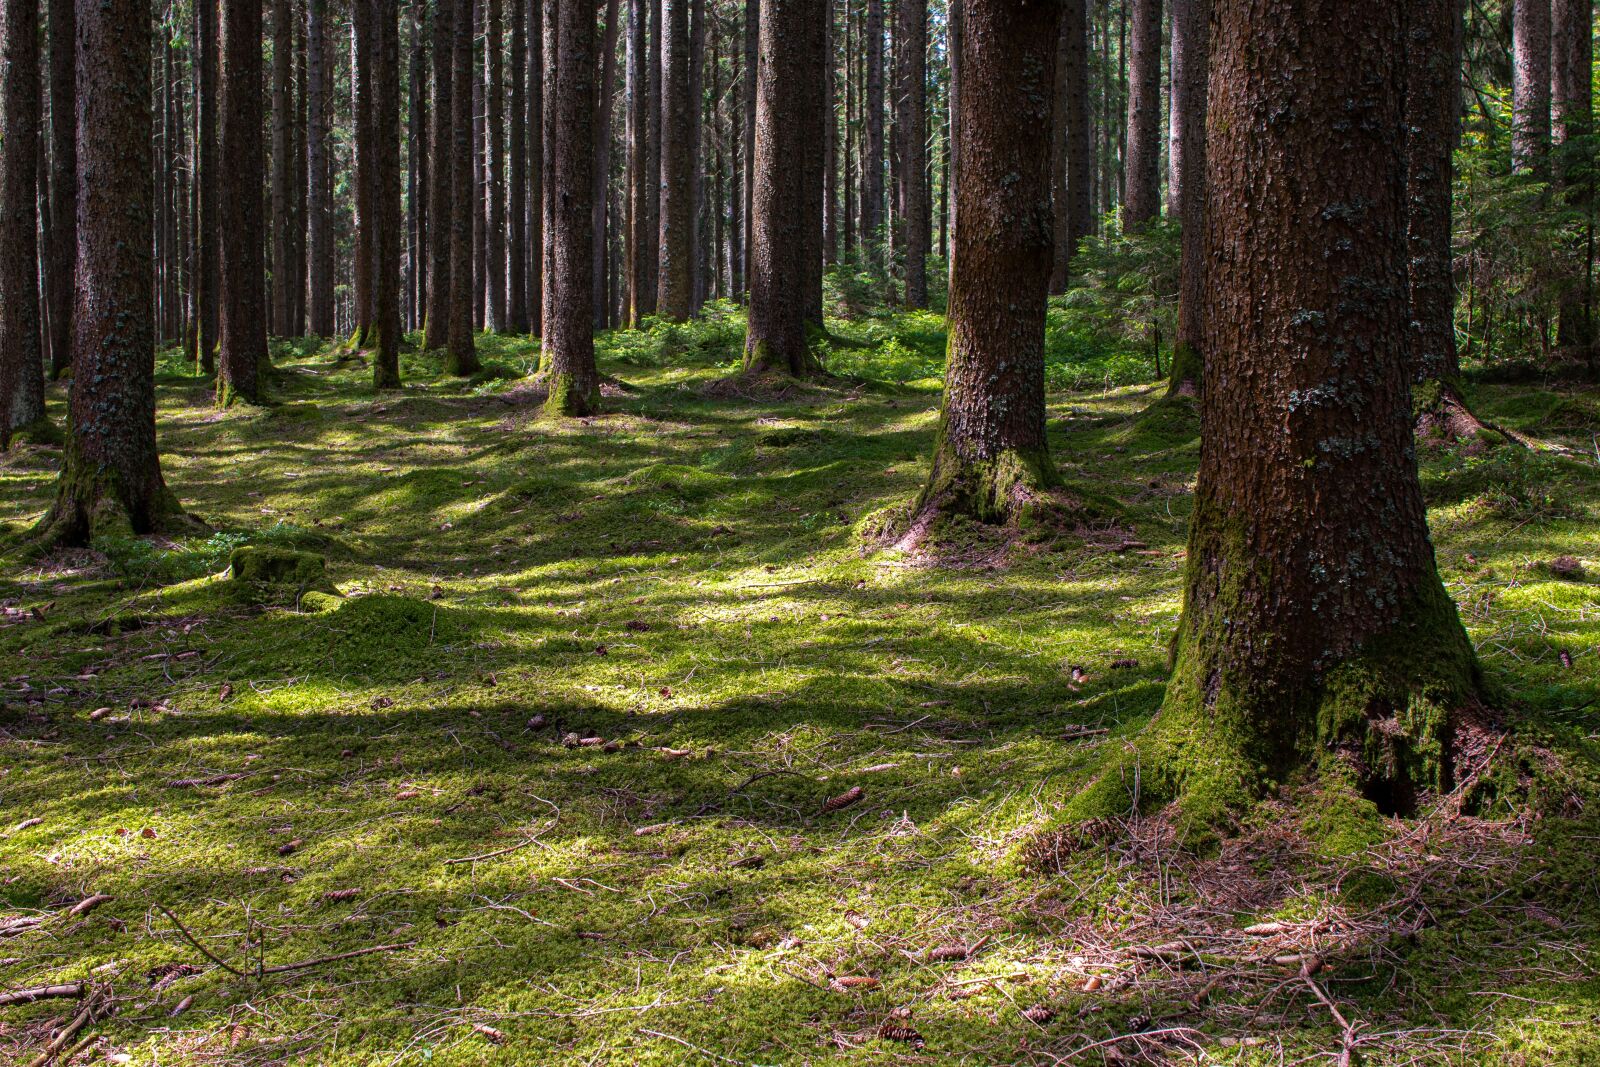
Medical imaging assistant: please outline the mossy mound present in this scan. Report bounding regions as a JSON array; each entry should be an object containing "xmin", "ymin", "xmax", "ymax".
[
  {"xmin": 229, "ymin": 547, "xmax": 334, "ymax": 592},
  {"xmin": 311, "ymin": 594, "xmax": 465, "ymax": 679},
  {"xmin": 758, "ymin": 427, "xmax": 837, "ymax": 449},
  {"xmin": 1124, "ymin": 394, "xmax": 1201, "ymax": 450},
  {"xmin": 374, "ymin": 467, "xmax": 472, "ymax": 510},
  {"xmin": 628, "ymin": 463, "xmax": 730, "ymax": 502}
]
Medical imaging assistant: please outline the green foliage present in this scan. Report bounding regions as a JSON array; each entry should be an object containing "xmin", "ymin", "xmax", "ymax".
[
  {"xmin": 1050, "ymin": 219, "xmax": 1180, "ymax": 389},
  {"xmin": 93, "ymin": 523, "xmax": 331, "ymax": 584}
]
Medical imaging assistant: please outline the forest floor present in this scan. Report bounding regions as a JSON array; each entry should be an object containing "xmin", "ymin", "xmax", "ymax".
[{"xmin": 2, "ymin": 315, "xmax": 1600, "ymax": 1065}]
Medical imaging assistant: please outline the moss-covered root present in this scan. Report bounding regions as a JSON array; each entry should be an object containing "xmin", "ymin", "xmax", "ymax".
[
  {"xmin": 740, "ymin": 336, "xmax": 826, "ymax": 380},
  {"xmin": 1057, "ymin": 579, "xmax": 1489, "ymax": 846},
  {"xmin": 542, "ymin": 373, "xmax": 601, "ymax": 417},
  {"xmin": 911, "ymin": 440, "xmax": 1062, "ymax": 528},
  {"xmin": 1, "ymin": 416, "xmax": 65, "ymax": 450},
  {"xmin": 215, "ymin": 377, "xmax": 267, "ymax": 409},
  {"xmin": 1414, "ymin": 376, "xmax": 1522, "ymax": 450},
  {"xmin": 31, "ymin": 471, "xmax": 204, "ymax": 550},
  {"xmin": 1166, "ymin": 340, "xmax": 1201, "ymax": 399}
]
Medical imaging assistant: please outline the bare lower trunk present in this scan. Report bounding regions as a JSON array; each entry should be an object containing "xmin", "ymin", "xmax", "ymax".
[
  {"xmin": 1511, "ymin": 0, "xmax": 1550, "ymax": 176},
  {"xmin": 0, "ymin": 0, "xmax": 47, "ymax": 445},
  {"xmin": 447, "ymin": 0, "xmax": 480, "ymax": 373},
  {"xmin": 272, "ymin": 0, "xmax": 294, "ymax": 336},
  {"xmin": 1552, "ymin": 0, "xmax": 1593, "ymax": 354},
  {"xmin": 1121, "ymin": 0, "xmax": 1160, "ymax": 228},
  {"xmin": 424, "ymin": 0, "xmax": 454, "ymax": 349},
  {"xmin": 487, "ymin": 0, "xmax": 507, "ymax": 331},
  {"xmin": 218, "ymin": 0, "xmax": 269, "ymax": 405},
  {"xmin": 657, "ymin": 0, "xmax": 694, "ymax": 320},
  {"xmin": 371, "ymin": 0, "xmax": 402, "ymax": 387},
  {"xmin": 307, "ymin": 0, "xmax": 334, "ymax": 337},
  {"xmin": 895, "ymin": 0, "xmax": 927, "ymax": 307},
  {"xmin": 509, "ymin": 0, "xmax": 529, "ymax": 332},
  {"xmin": 1167, "ymin": 0, "xmax": 1206, "ymax": 397},
  {"xmin": 46, "ymin": 0, "xmax": 75, "ymax": 380}
]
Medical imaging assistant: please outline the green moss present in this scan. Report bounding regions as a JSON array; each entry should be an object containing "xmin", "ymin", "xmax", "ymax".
[
  {"xmin": 629, "ymin": 463, "xmax": 730, "ymax": 501},
  {"xmin": 1165, "ymin": 340, "xmax": 1201, "ymax": 397},
  {"xmin": 229, "ymin": 546, "xmax": 332, "ymax": 590},
  {"xmin": 542, "ymin": 371, "xmax": 600, "ymax": 417},
  {"xmin": 3, "ymin": 416, "xmax": 64, "ymax": 448}
]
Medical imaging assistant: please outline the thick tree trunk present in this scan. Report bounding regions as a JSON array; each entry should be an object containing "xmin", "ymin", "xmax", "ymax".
[
  {"xmin": 1, "ymin": 0, "xmax": 48, "ymax": 445},
  {"xmin": 1511, "ymin": 0, "xmax": 1550, "ymax": 176},
  {"xmin": 1167, "ymin": 0, "xmax": 1206, "ymax": 396},
  {"xmin": 1552, "ymin": 0, "xmax": 1594, "ymax": 355},
  {"xmin": 742, "ymin": 0, "xmax": 827, "ymax": 377},
  {"xmin": 657, "ymin": 0, "xmax": 694, "ymax": 320},
  {"xmin": 448, "ymin": 0, "xmax": 481, "ymax": 372},
  {"xmin": 1089, "ymin": 0, "xmax": 1484, "ymax": 831},
  {"xmin": 544, "ymin": 0, "xmax": 601, "ymax": 414},
  {"xmin": 272, "ymin": 0, "xmax": 293, "ymax": 336},
  {"xmin": 371, "ymin": 0, "xmax": 402, "ymax": 387},
  {"xmin": 509, "ymin": 0, "xmax": 529, "ymax": 331},
  {"xmin": 487, "ymin": 0, "xmax": 507, "ymax": 330},
  {"xmin": 912, "ymin": 0, "xmax": 1060, "ymax": 525},
  {"xmin": 45, "ymin": 0, "xmax": 74, "ymax": 380},
  {"xmin": 895, "ymin": 0, "xmax": 927, "ymax": 307},
  {"xmin": 424, "ymin": 0, "xmax": 454, "ymax": 349},
  {"xmin": 36, "ymin": 0, "xmax": 192, "ymax": 542},
  {"xmin": 1121, "ymin": 0, "xmax": 1160, "ymax": 228},
  {"xmin": 307, "ymin": 0, "xmax": 335, "ymax": 337},
  {"xmin": 218, "ymin": 0, "xmax": 269, "ymax": 405}
]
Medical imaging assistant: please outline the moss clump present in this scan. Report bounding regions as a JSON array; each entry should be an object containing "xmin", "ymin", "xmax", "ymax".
[
  {"xmin": 758, "ymin": 427, "xmax": 835, "ymax": 449},
  {"xmin": 915, "ymin": 444, "xmax": 1059, "ymax": 527},
  {"xmin": 630, "ymin": 463, "xmax": 729, "ymax": 502},
  {"xmin": 4, "ymin": 417, "xmax": 65, "ymax": 449},
  {"xmin": 229, "ymin": 546, "xmax": 332, "ymax": 589},
  {"xmin": 543, "ymin": 372, "xmax": 600, "ymax": 417},
  {"xmin": 1165, "ymin": 341, "xmax": 1201, "ymax": 398},
  {"xmin": 1128, "ymin": 394, "xmax": 1200, "ymax": 450},
  {"xmin": 314, "ymin": 594, "xmax": 462, "ymax": 678}
]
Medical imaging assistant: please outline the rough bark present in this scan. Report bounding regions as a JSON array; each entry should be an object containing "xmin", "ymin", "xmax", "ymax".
[
  {"xmin": 1511, "ymin": 0, "xmax": 1550, "ymax": 176},
  {"xmin": 35, "ymin": 0, "xmax": 193, "ymax": 543},
  {"xmin": 509, "ymin": 0, "xmax": 529, "ymax": 331},
  {"xmin": 1049, "ymin": 0, "xmax": 1090, "ymax": 292},
  {"xmin": 741, "ymin": 0, "xmax": 756, "ymax": 290},
  {"xmin": 195, "ymin": 0, "xmax": 220, "ymax": 368},
  {"xmin": 1552, "ymin": 0, "xmax": 1593, "ymax": 354},
  {"xmin": 408, "ymin": 1, "xmax": 426, "ymax": 329},
  {"xmin": 593, "ymin": 0, "xmax": 621, "ymax": 327},
  {"xmin": 1, "ymin": 0, "xmax": 48, "ymax": 445},
  {"xmin": 486, "ymin": 0, "xmax": 507, "ymax": 330},
  {"xmin": 742, "ymin": 0, "xmax": 827, "ymax": 377},
  {"xmin": 448, "ymin": 0, "xmax": 480, "ymax": 372},
  {"xmin": 371, "ymin": 0, "xmax": 403, "ymax": 387},
  {"xmin": 1167, "ymin": 0, "xmax": 1206, "ymax": 397},
  {"xmin": 529, "ymin": 0, "xmax": 544, "ymax": 331},
  {"xmin": 307, "ymin": 0, "xmax": 334, "ymax": 336},
  {"xmin": 544, "ymin": 0, "xmax": 601, "ymax": 415},
  {"xmin": 351, "ymin": 0, "xmax": 375, "ymax": 344},
  {"xmin": 912, "ymin": 0, "xmax": 1060, "ymax": 526},
  {"xmin": 472, "ymin": 0, "xmax": 486, "ymax": 327},
  {"xmin": 626, "ymin": 0, "xmax": 647, "ymax": 322},
  {"xmin": 218, "ymin": 0, "xmax": 269, "ymax": 405},
  {"xmin": 895, "ymin": 0, "xmax": 927, "ymax": 306},
  {"xmin": 272, "ymin": 0, "xmax": 294, "ymax": 335},
  {"xmin": 45, "ymin": 0, "xmax": 74, "ymax": 379},
  {"xmin": 1121, "ymin": 0, "xmax": 1161, "ymax": 228},
  {"xmin": 642, "ymin": 0, "xmax": 660, "ymax": 312},
  {"xmin": 424, "ymin": 0, "xmax": 454, "ymax": 349},
  {"xmin": 657, "ymin": 0, "xmax": 694, "ymax": 320},
  {"xmin": 1080, "ymin": 0, "xmax": 1485, "ymax": 832}
]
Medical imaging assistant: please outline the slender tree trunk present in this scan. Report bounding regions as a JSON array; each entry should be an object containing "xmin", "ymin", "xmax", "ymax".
[
  {"xmin": 1092, "ymin": 0, "xmax": 1485, "ymax": 829},
  {"xmin": 641, "ymin": 0, "xmax": 660, "ymax": 312},
  {"xmin": 371, "ymin": 0, "xmax": 403, "ymax": 386},
  {"xmin": 741, "ymin": 0, "xmax": 756, "ymax": 290},
  {"xmin": 1552, "ymin": 0, "xmax": 1593, "ymax": 355},
  {"xmin": 472, "ymin": 0, "xmax": 486, "ymax": 327},
  {"xmin": 656, "ymin": 0, "xmax": 694, "ymax": 319},
  {"xmin": 218, "ymin": 0, "xmax": 269, "ymax": 404},
  {"xmin": 352, "ymin": 0, "xmax": 376, "ymax": 344},
  {"xmin": 1511, "ymin": 0, "xmax": 1550, "ymax": 176},
  {"xmin": 541, "ymin": 0, "xmax": 557, "ymax": 342},
  {"xmin": 272, "ymin": 0, "xmax": 293, "ymax": 335},
  {"xmin": 38, "ymin": 0, "xmax": 192, "ymax": 541},
  {"xmin": 594, "ymin": 0, "xmax": 621, "ymax": 327},
  {"xmin": 509, "ymin": 0, "xmax": 529, "ymax": 331},
  {"xmin": 292, "ymin": 1, "xmax": 306, "ymax": 334},
  {"xmin": 45, "ymin": 0, "xmax": 75, "ymax": 380},
  {"xmin": 1121, "ymin": 0, "xmax": 1160, "ymax": 228},
  {"xmin": 689, "ymin": 0, "xmax": 706, "ymax": 311},
  {"xmin": 861, "ymin": 0, "xmax": 883, "ymax": 253},
  {"xmin": 728, "ymin": 8, "xmax": 744, "ymax": 295},
  {"xmin": 487, "ymin": 0, "xmax": 507, "ymax": 330},
  {"xmin": 743, "ymin": 0, "xmax": 827, "ymax": 377},
  {"xmin": 1167, "ymin": 0, "xmax": 1206, "ymax": 396},
  {"xmin": 545, "ymin": 0, "xmax": 601, "ymax": 413},
  {"xmin": 449, "ymin": 0, "xmax": 480, "ymax": 372},
  {"xmin": 425, "ymin": 0, "xmax": 455, "ymax": 349},
  {"xmin": 529, "ymin": 0, "xmax": 545, "ymax": 331},
  {"xmin": 1048, "ymin": 14, "xmax": 1070, "ymax": 295},
  {"xmin": 307, "ymin": 0, "xmax": 334, "ymax": 336},
  {"xmin": 895, "ymin": 0, "xmax": 926, "ymax": 305},
  {"xmin": 196, "ymin": 0, "xmax": 220, "ymax": 367},
  {"xmin": 627, "ymin": 0, "xmax": 647, "ymax": 322},
  {"xmin": 1, "ymin": 0, "xmax": 48, "ymax": 445},
  {"xmin": 912, "ymin": 0, "xmax": 1060, "ymax": 526},
  {"xmin": 408, "ymin": 1, "xmax": 427, "ymax": 330}
]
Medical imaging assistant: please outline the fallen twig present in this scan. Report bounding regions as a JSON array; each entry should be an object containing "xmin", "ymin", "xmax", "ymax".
[{"xmin": 0, "ymin": 983, "xmax": 85, "ymax": 1008}]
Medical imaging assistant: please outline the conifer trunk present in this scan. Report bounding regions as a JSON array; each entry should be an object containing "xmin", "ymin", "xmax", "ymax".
[
  {"xmin": 1552, "ymin": 0, "xmax": 1594, "ymax": 357},
  {"xmin": 307, "ymin": 0, "xmax": 335, "ymax": 336},
  {"xmin": 1511, "ymin": 0, "xmax": 1550, "ymax": 176},
  {"xmin": 351, "ymin": 0, "xmax": 375, "ymax": 344},
  {"xmin": 657, "ymin": 0, "xmax": 694, "ymax": 320},
  {"xmin": 371, "ymin": 0, "xmax": 402, "ymax": 387},
  {"xmin": 425, "ymin": 0, "xmax": 454, "ymax": 349},
  {"xmin": 1167, "ymin": 0, "xmax": 1206, "ymax": 396},
  {"xmin": 509, "ymin": 0, "xmax": 529, "ymax": 331},
  {"xmin": 448, "ymin": 0, "xmax": 481, "ymax": 372},
  {"xmin": 861, "ymin": 0, "xmax": 883, "ymax": 251},
  {"xmin": 272, "ymin": 0, "xmax": 294, "ymax": 336},
  {"xmin": 196, "ymin": 0, "xmax": 220, "ymax": 367},
  {"xmin": 1121, "ymin": 0, "xmax": 1160, "ymax": 228},
  {"xmin": 0, "ymin": 0, "xmax": 47, "ymax": 445},
  {"xmin": 46, "ymin": 0, "xmax": 75, "ymax": 380},
  {"xmin": 895, "ymin": 0, "xmax": 926, "ymax": 307},
  {"xmin": 486, "ymin": 0, "xmax": 507, "ymax": 331},
  {"xmin": 218, "ymin": 0, "xmax": 269, "ymax": 404}
]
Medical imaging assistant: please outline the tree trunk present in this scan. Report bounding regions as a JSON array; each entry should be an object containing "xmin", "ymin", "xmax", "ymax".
[
  {"xmin": 895, "ymin": 0, "xmax": 926, "ymax": 306},
  {"xmin": 292, "ymin": 2, "xmax": 306, "ymax": 334},
  {"xmin": 912, "ymin": 0, "xmax": 1060, "ymax": 526},
  {"xmin": 45, "ymin": 0, "xmax": 74, "ymax": 380},
  {"xmin": 371, "ymin": 0, "xmax": 403, "ymax": 387},
  {"xmin": 509, "ymin": 0, "xmax": 529, "ymax": 331},
  {"xmin": 656, "ymin": 0, "xmax": 694, "ymax": 319},
  {"xmin": 307, "ymin": 0, "xmax": 334, "ymax": 336},
  {"xmin": 541, "ymin": 0, "xmax": 557, "ymax": 341},
  {"xmin": 218, "ymin": 0, "xmax": 269, "ymax": 405},
  {"xmin": 1552, "ymin": 0, "xmax": 1593, "ymax": 355},
  {"xmin": 545, "ymin": 0, "xmax": 601, "ymax": 414},
  {"xmin": 594, "ymin": 0, "xmax": 621, "ymax": 328},
  {"xmin": 448, "ymin": 0, "xmax": 481, "ymax": 372},
  {"xmin": 272, "ymin": 0, "xmax": 293, "ymax": 336},
  {"xmin": 728, "ymin": 9, "xmax": 744, "ymax": 294},
  {"xmin": 529, "ymin": 0, "xmax": 545, "ymax": 332},
  {"xmin": 424, "ymin": 0, "xmax": 454, "ymax": 349},
  {"xmin": 351, "ymin": 0, "xmax": 375, "ymax": 344},
  {"xmin": 1511, "ymin": 0, "xmax": 1550, "ymax": 176},
  {"xmin": 487, "ymin": 0, "xmax": 507, "ymax": 330},
  {"xmin": 1121, "ymin": 0, "xmax": 1160, "ymax": 228},
  {"xmin": 36, "ymin": 0, "xmax": 192, "ymax": 542},
  {"xmin": 408, "ymin": 2, "xmax": 427, "ymax": 330},
  {"xmin": 861, "ymin": 0, "xmax": 884, "ymax": 252},
  {"xmin": 741, "ymin": 0, "xmax": 756, "ymax": 290},
  {"xmin": 1088, "ymin": 0, "xmax": 1485, "ymax": 831},
  {"xmin": 743, "ymin": 0, "xmax": 827, "ymax": 377},
  {"xmin": 1, "ymin": 0, "xmax": 48, "ymax": 445},
  {"xmin": 642, "ymin": 0, "xmax": 660, "ymax": 312},
  {"xmin": 195, "ymin": 0, "xmax": 221, "ymax": 368},
  {"xmin": 1167, "ymin": 0, "xmax": 1206, "ymax": 396},
  {"xmin": 627, "ymin": 0, "xmax": 647, "ymax": 322},
  {"xmin": 472, "ymin": 0, "xmax": 486, "ymax": 327}
]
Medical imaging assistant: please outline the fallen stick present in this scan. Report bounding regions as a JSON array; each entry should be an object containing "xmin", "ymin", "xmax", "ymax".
[
  {"xmin": 68, "ymin": 895, "xmax": 113, "ymax": 918},
  {"xmin": 168, "ymin": 772, "xmax": 253, "ymax": 788},
  {"xmin": 0, "ymin": 983, "xmax": 86, "ymax": 1008},
  {"xmin": 443, "ymin": 819, "xmax": 556, "ymax": 865},
  {"xmin": 259, "ymin": 941, "xmax": 415, "ymax": 975},
  {"xmin": 26, "ymin": 986, "xmax": 106, "ymax": 1067}
]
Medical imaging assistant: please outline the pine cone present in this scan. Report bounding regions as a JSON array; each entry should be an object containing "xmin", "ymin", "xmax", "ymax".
[{"xmin": 821, "ymin": 786, "xmax": 865, "ymax": 814}]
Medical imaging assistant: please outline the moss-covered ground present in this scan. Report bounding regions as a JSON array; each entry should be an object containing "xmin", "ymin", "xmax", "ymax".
[{"xmin": 2, "ymin": 315, "xmax": 1599, "ymax": 1064}]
